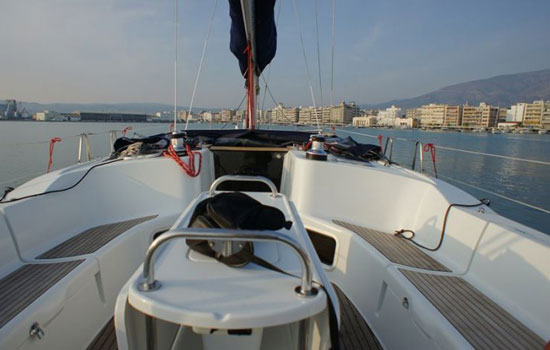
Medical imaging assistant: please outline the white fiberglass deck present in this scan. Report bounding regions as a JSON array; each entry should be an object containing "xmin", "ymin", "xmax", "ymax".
[{"xmin": 127, "ymin": 191, "xmax": 334, "ymax": 329}]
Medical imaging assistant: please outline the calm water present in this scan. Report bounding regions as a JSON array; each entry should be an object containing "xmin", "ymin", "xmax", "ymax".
[{"xmin": 0, "ymin": 121, "xmax": 549, "ymax": 233}]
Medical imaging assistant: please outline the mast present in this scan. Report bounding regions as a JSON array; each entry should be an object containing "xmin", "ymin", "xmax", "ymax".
[{"xmin": 240, "ymin": 0, "xmax": 257, "ymax": 129}]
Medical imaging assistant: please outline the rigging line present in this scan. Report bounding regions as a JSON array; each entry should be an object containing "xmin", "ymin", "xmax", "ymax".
[
  {"xmin": 436, "ymin": 145, "xmax": 550, "ymax": 166},
  {"xmin": 439, "ymin": 174, "xmax": 550, "ymax": 215},
  {"xmin": 261, "ymin": 74, "xmax": 279, "ymax": 108},
  {"xmin": 330, "ymin": 0, "xmax": 335, "ymax": 107},
  {"xmin": 333, "ymin": 128, "xmax": 378, "ymax": 139},
  {"xmin": 173, "ymin": 0, "xmax": 179, "ymax": 132},
  {"xmin": 291, "ymin": 0, "xmax": 320, "ymax": 132},
  {"xmin": 184, "ymin": 0, "xmax": 218, "ymax": 131},
  {"xmin": 336, "ymin": 128, "xmax": 550, "ymax": 165},
  {"xmin": 233, "ymin": 92, "xmax": 247, "ymax": 128},
  {"xmin": 260, "ymin": 0, "xmax": 283, "ymax": 113},
  {"xmin": 314, "ymin": 0, "xmax": 323, "ymax": 108}
]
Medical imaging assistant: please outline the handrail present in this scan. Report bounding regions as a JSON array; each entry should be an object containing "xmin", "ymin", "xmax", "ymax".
[
  {"xmin": 334, "ymin": 128, "xmax": 550, "ymax": 166},
  {"xmin": 138, "ymin": 228, "xmax": 317, "ymax": 297},
  {"xmin": 109, "ymin": 130, "xmax": 119, "ymax": 153},
  {"xmin": 209, "ymin": 175, "xmax": 279, "ymax": 197},
  {"xmin": 77, "ymin": 133, "xmax": 91, "ymax": 163}
]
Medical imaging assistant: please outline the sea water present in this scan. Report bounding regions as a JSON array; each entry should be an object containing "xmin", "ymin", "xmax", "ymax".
[{"xmin": 0, "ymin": 121, "xmax": 548, "ymax": 233}]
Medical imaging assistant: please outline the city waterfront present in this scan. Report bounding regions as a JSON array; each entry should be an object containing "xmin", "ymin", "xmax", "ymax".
[{"xmin": 0, "ymin": 121, "xmax": 548, "ymax": 233}]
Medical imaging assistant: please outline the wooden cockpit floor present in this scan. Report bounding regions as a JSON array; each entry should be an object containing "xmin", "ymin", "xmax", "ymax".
[
  {"xmin": 38, "ymin": 215, "xmax": 157, "ymax": 259},
  {"xmin": 0, "ymin": 260, "xmax": 83, "ymax": 329},
  {"xmin": 333, "ymin": 284, "xmax": 383, "ymax": 349},
  {"xmin": 400, "ymin": 269, "xmax": 545, "ymax": 350},
  {"xmin": 88, "ymin": 285, "xmax": 383, "ymax": 350},
  {"xmin": 87, "ymin": 318, "xmax": 118, "ymax": 350},
  {"xmin": 333, "ymin": 220, "xmax": 450, "ymax": 272}
]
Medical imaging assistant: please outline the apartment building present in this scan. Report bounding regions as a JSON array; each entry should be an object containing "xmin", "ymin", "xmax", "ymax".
[
  {"xmin": 405, "ymin": 108, "xmax": 422, "ymax": 120},
  {"xmin": 377, "ymin": 105, "xmax": 402, "ymax": 126},
  {"xmin": 298, "ymin": 106, "xmax": 322, "ymax": 124},
  {"xmin": 444, "ymin": 105, "xmax": 463, "ymax": 127},
  {"xmin": 271, "ymin": 104, "xmax": 299, "ymax": 124},
  {"xmin": 420, "ymin": 104, "xmax": 446, "ymax": 127},
  {"xmin": 220, "ymin": 109, "xmax": 236, "ymax": 122},
  {"xmin": 330, "ymin": 102, "xmax": 360, "ymax": 124},
  {"xmin": 352, "ymin": 116, "xmax": 377, "ymax": 127},
  {"xmin": 523, "ymin": 100, "xmax": 545, "ymax": 127},
  {"xmin": 542, "ymin": 102, "xmax": 550, "ymax": 130}
]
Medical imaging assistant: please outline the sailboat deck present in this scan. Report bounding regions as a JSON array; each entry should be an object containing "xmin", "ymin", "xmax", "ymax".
[
  {"xmin": 400, "ymin": 269, "xmax": 545, "ymax": 350},
  {"xmin": 87, "ymin": 318, "xmax": 117, "ymax": 350},
  {"xmin": 334, "ymin": 284, "xmax": 383, "ymax": 349},
  {"xmin": 333, "ymin": 220, "xmax": 450, "ymax": 272},
  {"xmin": 37, "ymin": 215, "xmax": 157, "ymax": 259},
  {"xmin": 87, "ymin": 284, "xmax": 384, "ymax": 350},
  {"xmin": 0, "ymin": 260, "xmax": 83, "ymax": 329}
]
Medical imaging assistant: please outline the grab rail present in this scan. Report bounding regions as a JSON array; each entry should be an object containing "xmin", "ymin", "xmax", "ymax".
[
  {"xmin": 209, "ymin": 175, "xmax": 279, "ymax": 197},
  {"xmin": 77, "ymin": 133, "xmax": 91, "ymax": 163},
  {"xmin": 138, "ymin": 228, "xmax": 317, "ymax": 297}
]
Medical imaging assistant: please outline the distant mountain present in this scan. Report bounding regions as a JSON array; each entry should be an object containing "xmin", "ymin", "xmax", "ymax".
[
  {"xmin": 16, "ymin": 102, "xmax": 217, "ymax": 115},
  {"xmin": 367, "ymin": 68, "xmax": 550, "ymax": 109}
]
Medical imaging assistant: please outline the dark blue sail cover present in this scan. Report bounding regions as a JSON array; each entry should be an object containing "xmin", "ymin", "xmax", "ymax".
[{"xmin": 229, "ymin": 0, "xmax": 277, "ymax": 77}]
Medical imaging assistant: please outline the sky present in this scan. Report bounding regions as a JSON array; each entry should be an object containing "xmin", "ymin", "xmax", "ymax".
[{"xmin": 1, "ymin": 0, "xmax": 549, "ymax": 109}]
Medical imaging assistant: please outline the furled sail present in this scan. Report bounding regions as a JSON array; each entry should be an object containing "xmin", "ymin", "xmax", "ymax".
[{"xmin": 229, "ymin": 0, "xmax": 277, "ymax": 77}]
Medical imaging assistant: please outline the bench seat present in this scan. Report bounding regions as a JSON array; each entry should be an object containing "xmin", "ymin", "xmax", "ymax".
[
  {"xmin": 333, "ymin": 220, "xmax": 450, "ymax": 272},
  {"xmin": 37, "ymin": 215, "xmax": 158, "ymax": 259},
  {"xmin": 0, "ymin": 260, "xmax": 84, "ymax": 329},
  {"xmin": 400, "ymin": 269, "xmax": 545, "ymax": 350}
]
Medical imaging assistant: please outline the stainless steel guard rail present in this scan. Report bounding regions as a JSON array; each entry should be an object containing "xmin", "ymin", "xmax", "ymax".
[
  {"xmin": 138, "ymin": 228, "xmax": 317, "ymax": 297},
  {"xmin": 209, "ymin": 175, "xmax": 279, "ymax": 197}
]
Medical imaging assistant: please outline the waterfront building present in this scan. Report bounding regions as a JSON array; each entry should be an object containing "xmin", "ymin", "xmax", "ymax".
[
  {"xmin": 523, "ymin": 100, "xmax": 545, "ymax": 127},
  {"xmin": 443, "ymin": 105, "xmax": 462, "ymax": 127},
  {"xmin": 419, "ymin": 104, "xmax": 462, "ymax": 128},
  {"xmin": 220, "ymin": 109, "xmax": 236, "ymax": 122},
  {"xmin": 420, "ymin": 104, "xmax": 446, "ymax": 127},
  {"xmin": 405, "ymin": 108, "xmax": 422, "ymax": 120},
  {"xmin": 272, "ymin": 104, "xmax": 299, "ymax": 124},
  {"xmin": 178, "ymin": 110, "xmax": 190, "ymax": 122},
  {"xmin": 298, "ymin": 106, "xmax": 321, "ymax": 124},
  {"xmin": 541, "ymin": 101, "xmax": 550, "ymax": 130},
  {"xmin": 326, "ymin": 102, "xmax": 359, "ymax": 124},
  {"xmin": 377, "ymin": 105, "xmax": 401, "ymax": 126},
  {"xmin": 480, "ymin": 103, "xmax": 499, "ymax": 128},
  {"xmin": 498, "ymin": 108, "xmax": 507, "ymax": 123},
  {"xmin": 79, "ymin": 112, "xmax": 149, "ymax": 122},
  {"xmin": 507, "ymin": 103, "xmax": 527, "ymax": 123},
  {"xmin": 259, "ymin": 110, "xmax": 272, "ymax": 124},
  {"xmin": 460, "ymin": 103, "xmax": 498, "ymax": 128},
  {"xmin": 0, "ymin": 103, "xmax": 7, "ymax": 119},
  {"xmin": 33, "ymin": 110, "xmax": 62, "ymax": 121},
  {"xmin": 461, "ymin": 104, "xmax": 482, "ymax": 128},
  {"xmin": 352, "ymin": 115, "xmax": 377, "ymax": 127},
  {"xmin": 394, "ymin": 117, "xmax": 418, "ymax": 128}
]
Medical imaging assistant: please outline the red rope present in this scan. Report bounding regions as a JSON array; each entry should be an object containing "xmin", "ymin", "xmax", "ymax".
[
  {"xmin": 122, "ymin": 126, "xmax": 132, "ymax": 136},
  {"xmin": 377, "ymin": 134, "xmax": 383, "ymax": 152},
  {"xmin": 47, "ymin": 137, "xmax": 62, "ymax": 173},
  {"xmin": 163, "ymin": 144, "xmax": 202, "ymax": 177},
  {"xmin": 423, "ymin": 143, "xmax": 438, "ymax": 177},
  {"xmin": 304, "ymin": 141, "xmax": 312, "ymax": 150}
]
